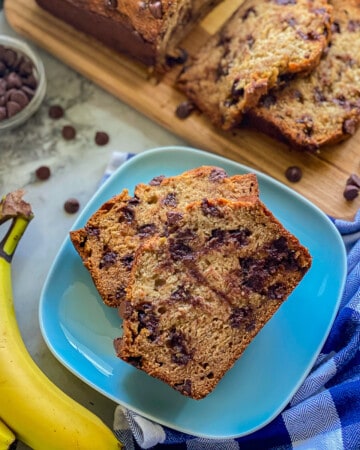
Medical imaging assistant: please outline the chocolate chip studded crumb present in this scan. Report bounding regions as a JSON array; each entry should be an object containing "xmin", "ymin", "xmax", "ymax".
[
  {"xmin": 285, "ymin": 166, "xmax": 302, "ymax": 183},
  {"xmin": 343, "ymin": 184, "xmax": 359, "ymax": 201},
  {"xmin": 95, "ymin": 131, "xmax": 109, "ymax": 146},
  {"xmin": 35, "ymin": 165, "xmax": 51, "ymax": 181},
  {"xmin": 48, "ymin": 105, "xmax": 64, "ymax": 119},
  {"xmin": 64, "ymin": 198, "xmax": 80, "ymax": 213},
  {"xmin": 175, "ymin": 101, "xmax": 195, "ymax": 119},
  {"xmin": 62, "ymin": 125, "xmax": 76, "ymax": 140}
]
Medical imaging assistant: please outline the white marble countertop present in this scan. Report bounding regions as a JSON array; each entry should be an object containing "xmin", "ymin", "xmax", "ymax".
[{"xmin": 0, "ymin": 10, "xmax": 187, "ymax": 449}]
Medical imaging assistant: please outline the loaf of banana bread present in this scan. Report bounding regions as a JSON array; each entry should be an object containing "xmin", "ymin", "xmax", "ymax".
[
  {"xmin": 70, "ymin": 166, "xmax": 259, "ymax": 307},
  {"xmin": 116, "ymin": 197, "xmax": 312, "ymax": 399},
  {"xmin": 177, "ymin": 0, "xmax": 333, "ymax": 129},
  {"xmin": 35, "ymin": 0, "xmax": 223, "ymax": 71}
]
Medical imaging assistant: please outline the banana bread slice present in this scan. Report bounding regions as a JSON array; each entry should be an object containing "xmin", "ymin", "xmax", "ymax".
[
  {"xmin": 70, "ymin": 166, "xmax": 259, "ymax": 307},
  {"xmin": 246, "ymin": 0, "xmax": 360, "ymax": 151},
  {"xmin": 177, "ymin": 0, "xmax": 333, "ymax": 130},
  {"xmin": 116, "ymin": 197, "xmax": 311, "ymax": 399}
]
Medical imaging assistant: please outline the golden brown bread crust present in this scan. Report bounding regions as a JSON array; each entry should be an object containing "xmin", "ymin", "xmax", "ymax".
[
  {"xmin": 70, "ymin": 167, "xmax": 259, "ymax": 307},
  {"xmin": 246, "ymin": 0, "xmax": 360, "ymax": 151},
  {"xmin": 116, "ymin": 197, "xmax": 312, "ymax": 399},
  {"xmin": 177, "ymin": 0, "xmax": 333, "ymax": 129},
  {"xmin": 35, "ymin": 0, "xmax": 223, "ymax": 71}
]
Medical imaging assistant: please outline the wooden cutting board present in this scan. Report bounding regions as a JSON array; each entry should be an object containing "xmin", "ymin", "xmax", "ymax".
[{"xmin": 5, "ymin": 0, "xmax": 360, "ymax": 220}]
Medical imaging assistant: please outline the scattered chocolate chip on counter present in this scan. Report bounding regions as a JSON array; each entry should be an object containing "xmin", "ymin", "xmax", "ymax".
[
  {"xmin": 346, "ymin": 173, "xmax": 360, "ymax": 189},
  {"xmin": 64, "ymin": 198, "xmax": 80, "ymax": 214},
  {"xmin": 343, "ymin": 173, "xmax": 360, "ymax": 201},
  {"xmin": 95, "ymin": 131, "xmax": 109, "ymax": 146},
  {"xmin": 35, "ymin": 165, "xmax": 51, "ymax": 181},
  {"xmin": 62, "ymin": 125, "xmax": 76, "ymax": 140},
  {"xmin": 0, "ymin": 43, "xmax": 38, "ymax": 121},
  {"xmin": 285, "ymin": 166, "xmax": 303, "ymax": 183},
  {"xmin": 48, "ymin": 104, "xmax": 64, "ymax": 119},
  {"xmin": 175, "ymin": 100, "xmax": 195, "ymax": 119}
]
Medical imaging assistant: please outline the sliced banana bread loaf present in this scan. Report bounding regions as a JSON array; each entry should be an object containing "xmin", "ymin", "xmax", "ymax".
[
  {"xmin": 177, "ymin": 0, "xmax": 333, "ymax": 130},
  {"xmin": 70, "ymin": 167, "xmax": 259, "ymax": 307},
  {"xmin": 246, "ymin": 0, "xmax": 360, "ymax": 151},
  {"xmin": 116, "ymin": 197, "xmax": 312, "ymax": 399}
]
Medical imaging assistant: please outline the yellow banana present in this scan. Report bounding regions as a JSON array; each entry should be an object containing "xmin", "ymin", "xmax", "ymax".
[
  {"xmin": 0, "ymin": 191, "xmax": 122, "ymax": 450},
  {"xmin": 0, "ymin": 419, "xmax": 16, "ymax": 450}
]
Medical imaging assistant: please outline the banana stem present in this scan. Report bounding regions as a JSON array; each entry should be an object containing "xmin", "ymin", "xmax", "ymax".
[{"xmin": 0, "ymin": 190, "xmax": 33, "ymax": 262}]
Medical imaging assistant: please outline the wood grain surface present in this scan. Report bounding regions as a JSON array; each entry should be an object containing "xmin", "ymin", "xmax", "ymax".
[{"xmin": 5, "ymin": 0, "xmax": 360, "ymax": 220}]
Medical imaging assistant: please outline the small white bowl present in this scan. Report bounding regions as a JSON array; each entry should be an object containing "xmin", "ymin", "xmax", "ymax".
[{"xmin": 0, "ymin": 35, "xmax": 46, "ymax": 131}]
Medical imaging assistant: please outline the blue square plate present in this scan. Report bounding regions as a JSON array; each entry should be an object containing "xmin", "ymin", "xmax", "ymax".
[{"xmin": 39, "ymin": 146, "xmax": 347, "ymax": 439}]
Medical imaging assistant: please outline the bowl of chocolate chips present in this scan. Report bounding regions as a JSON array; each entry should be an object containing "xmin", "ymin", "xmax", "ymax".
[{"xmin": 0, "ymin": 35, "xmax": 46, "ymax": 131}]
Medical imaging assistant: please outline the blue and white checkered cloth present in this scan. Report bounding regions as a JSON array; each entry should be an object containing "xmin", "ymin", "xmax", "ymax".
[{"xmin": 106, "ymin": 152, "xmax": 360, "ymax": 450}]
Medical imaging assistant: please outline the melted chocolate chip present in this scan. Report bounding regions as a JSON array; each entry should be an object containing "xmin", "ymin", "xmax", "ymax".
[
  {"xmin": 201, "ymin": 199, "xmax": 223, "ymax": 217},
  {"xmin": 169, "ymin": 239, "xmax": 193, "ymax": 261},
  {"xmin": 120, "ymin": 253, "xmax": 134, "ymax": 269},
  {"xmin": 162, "ymin": 192, "xmax": 177, "ymax": 207},
  {"xmin": 168, "ymin": 329, "xmax": 192, "ymax": 365},
  {"xmin": 99, "ymin": 250, "xmax": 118, "ymax": 268},
  {"xmin": 149, "ymin": 175, "xmax": 165, "ymax": 186},
  {"xmin": 137, "ymin": 223, "xmax": 157, "ymax": 238},
  {"xmin": 209, "ymin": 167, "xmax": 227, "ymax": 182},
  {"xmin": 138, "ymin": 303, "xmax": 159, "ymax": 340},
  {"xmin": 174, "ymin": 379, "xmax": 192, "ymax": 396}
]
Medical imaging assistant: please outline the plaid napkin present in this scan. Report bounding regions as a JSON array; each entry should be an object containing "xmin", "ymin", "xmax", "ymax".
[{"xmin": 104, "ymin": 152, "xmax": 360, "ymax": 450}]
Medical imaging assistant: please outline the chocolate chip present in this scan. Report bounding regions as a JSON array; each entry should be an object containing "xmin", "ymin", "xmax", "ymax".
[
  {"xmin": 343, "ymin": 184, "xmax": 359, "ymax": 201},
  {"xmin": 95, "ymin": 131, "xmax": 109, "ymax": 146},
  {"xmin": 175, "ymin": 101, "xmax": 195, "ymax": 119},
  {"xmin": 209, "ymin": 167, "xmax": 227, "ymax": 182},
  {"xmin": 9, "ymin": 89, "xmax": 29, "ymax": 108},
  {"xmin": 346, "ymin": 174, "xmax": 360, "ymax": 188},
  {"xmin": 62, "ymin": 125, "xmax": 76, "ymax": 140},
  {"xmin": 343, "ymin": 118, "xmax": 357, "ymax": 135},
  {"xmin": 166, "ymin": 48, "xmax": 188, "ymax": 67},
  {"xmin": 0, "ymin": 44, "xmax": 38, "ymax": 122},
  {"xmin": 285, "ymin": 166, "xmax": 302, "ymax": 182},
  {"xmin": 0, "ymin": 106, "xmax": 6, "ymax": 120},
  {"xmin": 35, "ymin": 165, "xmax": 51, "ymax": 180},
  {"xmin": 149, "ymin": 175, "xmax": 165, "ymax": 186},
  {"xmin": 48, "ymin": 105, "xmax": 64, "ymax": 119},
  {"xmin": 64, "ymin": 198, "xmax": 80, "ymax": 213},
  {"xmin": 99, "ymin": 250, "xmax": 118, "ymax": 268},
  {"xmin": 6, "ymin": 101, "xmax": 22, "ymax": 118},
  {"xmin": 148, "ymin": 0, "xmax": 162, "ymax": 19},
  {"xmin": 6, "ymin": 72, "xmax": 22, "ymax": 89},
  {"xmin": 162, "ymin": 192, "xmax": 177, "ymax": 207}
]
